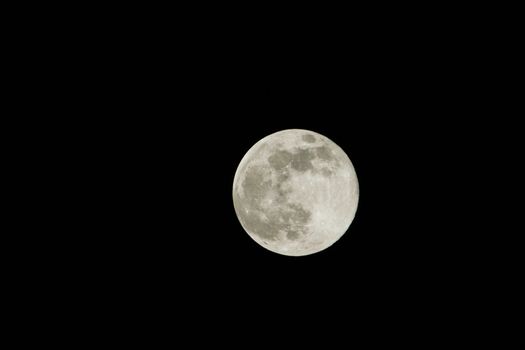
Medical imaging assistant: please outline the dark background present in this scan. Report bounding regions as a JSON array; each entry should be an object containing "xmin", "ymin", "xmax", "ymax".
[{"xmin": 30, "ymin": 8, "xmax": 519, "ymax": 344}]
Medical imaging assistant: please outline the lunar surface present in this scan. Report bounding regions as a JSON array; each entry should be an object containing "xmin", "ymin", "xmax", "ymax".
[{"xmin": 232, "ymin": 129, "xmax": 359, "ymax": 256}]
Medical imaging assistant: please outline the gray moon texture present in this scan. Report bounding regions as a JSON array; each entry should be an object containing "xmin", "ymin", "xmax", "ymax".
[{"xmin": 232, "ymin": 129, "xmax": 359, "ymax": 256}]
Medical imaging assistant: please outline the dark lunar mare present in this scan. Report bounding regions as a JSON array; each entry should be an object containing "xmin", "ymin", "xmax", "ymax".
[
  {"xmin": 302, "ymin": 134, "xmax": 316, "ymax": 143},
  {"xmin": 236, "ymin": 162, "xmax": 312, "ymax": 242}
]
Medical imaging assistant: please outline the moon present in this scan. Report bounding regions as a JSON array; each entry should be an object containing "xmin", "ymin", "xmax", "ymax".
[{"xmin": 232, "ymin": 129, "xmax": 359, "ymax": 256}]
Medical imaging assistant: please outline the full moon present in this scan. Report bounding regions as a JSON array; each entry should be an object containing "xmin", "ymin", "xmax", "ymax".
[{"xmin": 232, "ymin": 129, "xmax": 359, "ymax": 256}]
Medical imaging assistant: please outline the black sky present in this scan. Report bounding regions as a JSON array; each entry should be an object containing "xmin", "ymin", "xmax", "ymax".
[{"xmin": 62, "ymin": 14, "xmax": 518, "ymax": 343}]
